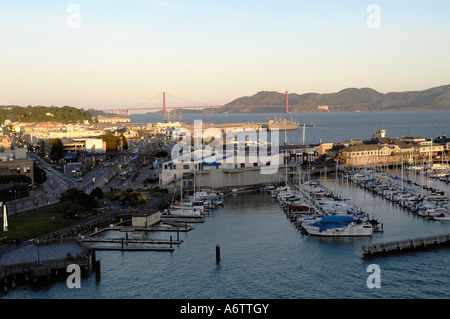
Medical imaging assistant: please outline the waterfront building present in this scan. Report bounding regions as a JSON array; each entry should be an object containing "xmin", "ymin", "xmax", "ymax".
[
  {"xmin": 338, "ymin": 130, "xmax": 444, "ymax": 167},
  {"xmin": 0, "ymin": 148, "xmax": 34, "ymax": 187},
  {"xmin": 339, "ymin": 144, "xmax": 392, "ymax": 167},
  {"xmin": 159, "ymin": 149, "xmax": 286, "ymax": 188},
  {"xmin": 97, "ymin": 116, "xmax": 130, "ymax": 124},
  {"xmin": 403, "ymin": 138, "xmax": 444, "ymax": 159},
  {"xmin": 314, "ymin": 143, "xmax": 334, "ymax": 157},
  {"xmin": 279, "ymin": 144, "xmax": 316, "ymax": 164}
]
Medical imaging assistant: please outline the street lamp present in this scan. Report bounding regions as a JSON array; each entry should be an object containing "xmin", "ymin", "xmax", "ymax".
[{"xmin": 36, "ymin": 239, "xmax": 40, "ymax": 263}]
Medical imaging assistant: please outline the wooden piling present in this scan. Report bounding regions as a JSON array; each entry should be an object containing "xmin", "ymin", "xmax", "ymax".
[
  {"xmin": 95, "ymin": 260, "xmax": 101, "ymax": 281},
  {"xmin": 216, "ymin": 244, "xmax": 221, "ymax": 263},
  {"xmin": 91, "ymin": 249, "xmax": 96, "ymax": 269}
]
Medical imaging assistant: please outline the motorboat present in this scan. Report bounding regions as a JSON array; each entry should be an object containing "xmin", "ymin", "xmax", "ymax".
[
  {"xmin": 432, "ymin": 212, "xmax": 450, "ymax": 221},
  {"xmin": 163, "ymin": 208, "xmax": 202, "ymax": 217},
  {"xmin": 302, "ymin": 215, "xmax": 373, "ymax": 237}
]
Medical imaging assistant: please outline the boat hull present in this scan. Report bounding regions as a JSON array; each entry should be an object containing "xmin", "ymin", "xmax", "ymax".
[{"xmin": 303, "ymin": 224, "xmax": 373, "ymax": 237}]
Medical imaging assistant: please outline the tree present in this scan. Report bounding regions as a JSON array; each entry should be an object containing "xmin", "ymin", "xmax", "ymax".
[
  {"xmin": 33, "ymin": 163, "xmax": 47, "ymax": 185},
  {"xmin": 50, "ymin": 138, "xmax": 64, "ymax": 163},
  {"xmin": 120, "ymin": 134, "xmax": 128, "ymax": 150},
  {"xmin": 60, "ymin": 188, "xmax": 98, "ymax": 209},
  {"xmin": 90, "ymin": 187, "xmax": 103, "ymax": 199},
  {"xmin": 39, "ymin": 140, "xmax": 46, "ymax": 157},
  {"xmin": 99, "ymin": 134, "xmax": 121, "ymax": 151}
]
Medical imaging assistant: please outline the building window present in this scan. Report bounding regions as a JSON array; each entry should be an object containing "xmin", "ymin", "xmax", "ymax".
[{"xmin": 183, "ymin": 164, "xmax": 189, "ymax": 170}]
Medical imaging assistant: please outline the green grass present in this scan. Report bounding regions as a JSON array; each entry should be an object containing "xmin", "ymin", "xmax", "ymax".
[
  {"xmin": 0, "ymin": 203, "xmax": 81, "ymax": 242},
  {"xmin": 103, "ymin": 191, "xmax": 119, "ymax": 201}
]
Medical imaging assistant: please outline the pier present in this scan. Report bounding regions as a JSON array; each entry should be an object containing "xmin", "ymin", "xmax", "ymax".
[
  {"xmin": 362, "ymin": 234, "xmax": 450, "ymax": 257},
  {"xmin": 0, "ymin": 239, "xmax": 91, "ymax": 291}
]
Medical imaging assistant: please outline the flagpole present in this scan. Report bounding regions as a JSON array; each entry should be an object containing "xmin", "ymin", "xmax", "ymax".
[{"xmin": 2, "ymin": 201, "xmax": 8, "ymax": 232}]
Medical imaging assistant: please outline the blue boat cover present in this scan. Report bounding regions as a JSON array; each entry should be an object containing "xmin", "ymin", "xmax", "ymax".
[{"xmin": 311, "ymin": 215, "xmax": 355, "ymax": 232}]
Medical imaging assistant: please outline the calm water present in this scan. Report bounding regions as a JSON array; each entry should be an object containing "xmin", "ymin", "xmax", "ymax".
[
  {"xmin": 3, "ymin": 111, "xmax": 450, "ymax": 299},
  {"xmin": 131, "ymin": 110, "xmax": 450, "ymax": 144}
]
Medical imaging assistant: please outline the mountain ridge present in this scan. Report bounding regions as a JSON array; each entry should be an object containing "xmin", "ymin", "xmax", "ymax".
[{"xmin": 202, "ymin": 84, "xmax": 450, "ymax": 113}]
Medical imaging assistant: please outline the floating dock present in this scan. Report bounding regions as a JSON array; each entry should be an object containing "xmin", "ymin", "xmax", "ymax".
[
  {"xmin": 80, "ymin": 238, "xmax": 182, "ymax": 245},
  {"xmin": 363, "ymin": 234, "xmax": 450, "ymax": 257},
  {"xmin": 88, "ymin": 246, "xmax": 175, "ymax": 252}
]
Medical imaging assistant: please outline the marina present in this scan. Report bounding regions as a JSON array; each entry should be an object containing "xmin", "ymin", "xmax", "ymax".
[
  {"xmin": 1, "ymin": 110, "xmax": 450, "ymax": 299},
  {"xmin": 4, "ymin": 184, "xmax": 450, "ymax": 299},
  {"xmin": 3, "ymin": 0, "xmax": 450, "ymax": 304},
  {"xmin": 342, "ymin": 165, "xmax": 449, "ymax": 222},
  {"xmin": 270, "ymin": 175, "xmax": 384, "ymax": 237}
]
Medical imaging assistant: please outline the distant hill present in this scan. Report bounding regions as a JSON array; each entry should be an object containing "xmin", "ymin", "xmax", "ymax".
[
  {"xmin": 87, "ymin": 109, "xmax": 118, "ymax": 118},
  {"xmin": 201, "ymin": 85, "xmax": 450, "ymax": 113},
  {"xmin": 0, "ymin": 105, "xmax": 93, "ymax": 124}
]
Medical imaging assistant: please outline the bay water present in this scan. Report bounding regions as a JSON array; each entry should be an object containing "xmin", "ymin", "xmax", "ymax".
[{"xmin": 3, "ymin": 110, "xmax": 450, "ymax": 299}]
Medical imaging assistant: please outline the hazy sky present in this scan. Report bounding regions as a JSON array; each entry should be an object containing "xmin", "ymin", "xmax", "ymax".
[{"xmin": 1, "ymin": 0, "xmax": 450, "ymax": 110}]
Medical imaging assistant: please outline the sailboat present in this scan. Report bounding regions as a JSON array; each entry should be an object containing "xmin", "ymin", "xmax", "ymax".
[
  {"xmin": 2, "ymin": 202, "xmax": 8, "ymax": 232},
  {"xmin": 166, "ymin": 173, "xmax": 202, "ymax": 217}
]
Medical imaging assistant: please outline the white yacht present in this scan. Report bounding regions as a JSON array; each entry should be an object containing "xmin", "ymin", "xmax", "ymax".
[{"xmin": 302, "ymin": 215, "xmax": 373, "ymax": 237}]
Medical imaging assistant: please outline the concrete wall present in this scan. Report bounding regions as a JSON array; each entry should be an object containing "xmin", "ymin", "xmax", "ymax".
[
  {"xmin": 178, "ymin": 166, "xmax": 291, "ymax": 189},
  {"xmin": 85, "ymin": 138, "xmax": 106, "ymax": 153}
]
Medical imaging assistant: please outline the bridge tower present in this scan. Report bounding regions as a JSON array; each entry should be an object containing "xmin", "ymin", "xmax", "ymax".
[
  {"xmin": 163, "ymin": 92, "xmax": 166, "ymax": 117},
  {"xmin": 286, "ymin": 91, "xmax": 289, "ymax": 113}
]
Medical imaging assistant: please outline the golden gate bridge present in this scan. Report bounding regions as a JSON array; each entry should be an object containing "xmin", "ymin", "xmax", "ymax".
[{"xmin": 100, "ymin": 91, "xmax": 348, "ymax": 116}]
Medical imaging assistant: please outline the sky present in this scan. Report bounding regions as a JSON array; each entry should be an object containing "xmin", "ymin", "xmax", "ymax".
[{"xmin": 1, "ymin": 0, "xmax": 450, "ymax": 110}]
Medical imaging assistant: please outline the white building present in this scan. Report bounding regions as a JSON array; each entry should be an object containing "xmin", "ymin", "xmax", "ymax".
[
  {"xmin": 159, "ymin": 148, "xmax": 285, "ymax": 187},
  {"xmin": 84, "ymin": 138, "xmax": 106, "ymax": 153}
]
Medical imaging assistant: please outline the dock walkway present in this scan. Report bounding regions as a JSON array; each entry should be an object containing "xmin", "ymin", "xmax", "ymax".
[
  {"xmin": 363, "ymin": 234, "xmax": 450, "ymax": 257},
  {"xmin": 0, "ymin": 239, "xmax": 90, "ymax": 286}
]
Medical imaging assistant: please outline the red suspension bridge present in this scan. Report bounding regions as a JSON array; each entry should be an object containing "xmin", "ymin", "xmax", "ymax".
[{"xmin": 100, "ymin": 91, "xmax": 348, "ymax": 116}]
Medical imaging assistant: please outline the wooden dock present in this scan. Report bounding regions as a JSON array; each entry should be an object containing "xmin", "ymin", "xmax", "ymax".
[
  {"xmin": 88, "ymin": 246, "xmax": 175, "ymax": 252},
  {"xmin": 88, "ymin": 224, "xmax": 194, "ymax": 237},
  {"xmin": 0, "ymin": 239, "xmax": 91, "ymax": 289},
  {"xmin": 363, "ymin": 234, "xmax": 450, "ymax": 257},
  {"xmin": 80, "ymin": 238, "xmax": 183, "ymax": 245}
]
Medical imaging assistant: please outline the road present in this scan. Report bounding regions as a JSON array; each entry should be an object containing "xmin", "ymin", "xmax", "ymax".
[{"xmin": 4, "ymin": 145, "xmax": 164, "ymax": 216}]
